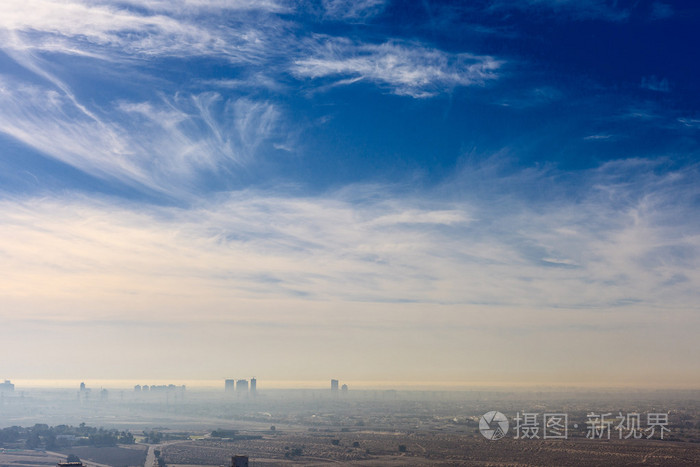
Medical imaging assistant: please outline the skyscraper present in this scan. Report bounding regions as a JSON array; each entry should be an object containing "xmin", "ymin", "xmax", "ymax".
[
  {"xmin": 0, "ymin": 380, "xmax": 14, "ymax": 392},
  {"xmin": 250, "ymin": 378, "xmax": 256, "ymax": 395},
  {"xmin": 236, "ymin": 379, "xmax": 248, "ymax": 393},
  {"xmin": 225, "ymin": 379, "xmax": 235, "ymax": 392},
  {"xmin": 331, "ymin": 379, "xmax": 339, "ymax": 391}
]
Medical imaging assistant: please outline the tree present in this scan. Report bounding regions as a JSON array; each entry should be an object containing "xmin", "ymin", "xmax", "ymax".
[
  {"xmin": 45, "ymin": 433, "xmax": 57, "ymax": 450},
  {"xmin": 67, "ymin": 454, "xmax": 81, "ymax": 463},
  {"xmin": 25, "ymin": 433, "xmax": 40, "ymax": 449},
  {"xmin": 118, "ymin": 431, "xmax": 135, "ymax": 444}
]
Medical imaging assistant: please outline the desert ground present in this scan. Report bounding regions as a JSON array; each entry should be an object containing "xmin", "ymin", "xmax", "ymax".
[
  {"xmin": 158, "ymin": 428, "xmax": 700, "ymax": 466},
  {"xmin": 1, "ymin": 388, "xmax": 699, "ymax": 466}
]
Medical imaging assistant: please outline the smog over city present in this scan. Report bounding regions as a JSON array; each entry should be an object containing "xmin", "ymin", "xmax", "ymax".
[{"xmin": 0, "ymin": 0, "xmax": 699, "ymax": 465}]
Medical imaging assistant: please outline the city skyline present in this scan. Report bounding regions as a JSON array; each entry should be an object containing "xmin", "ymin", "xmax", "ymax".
[{"xmin": 0, "ymin": 1, "xmax": 699, "ymax": 388}]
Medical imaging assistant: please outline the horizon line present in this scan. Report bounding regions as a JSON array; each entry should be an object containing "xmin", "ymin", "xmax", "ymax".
[{"xmin": 5, "ymin": 379, "xmax": 700, "ymax": 392}]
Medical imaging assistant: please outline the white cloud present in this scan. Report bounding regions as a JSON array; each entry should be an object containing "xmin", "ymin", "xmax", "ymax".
[
  {"xmin": 199, "ymin": 74, "xmax": 287, "ymax": 92},
  {"xmin": 1, "ymin": 160, "xmax": 698, "ymax": 321},
  {"xmin": 0, "ymin": 76, "xmax": 147, "ymax": 186},
  {"xmin": 1, "ymin": 161, "xmax": 698, "ymax": 384},
  {"xmin": 583, "ymin": 134, "xmax": 613, "ymax": 140},
  {"xmin": 678, "ymin": 118, "xmax": 700, "ymax": 129},
  {"xmin": 116, "ymin": 0, "xmax": 288, "ymax": 14},
  {"xmin": 0, "ymin": 0, "xmax": 280, "ymax": 61},
  {"xmin": 294, "ymin": 38, "xmax": 501, "ymax": 98},
  {"xmin": 0, "ymin": 76, "xmax": 283, "ymax": 195},
  {"xmin": 322, "ymin": 0, "xmax": 387, "ymax": 20},
  {"xmin": 0, "ymin": 1, "xmax": 293, "ymax": 196}
]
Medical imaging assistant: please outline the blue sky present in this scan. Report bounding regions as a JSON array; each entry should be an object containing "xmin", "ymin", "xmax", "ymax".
[{"xmin": 0, "ymin": 0, "xmax": 699, "ymax": 388}]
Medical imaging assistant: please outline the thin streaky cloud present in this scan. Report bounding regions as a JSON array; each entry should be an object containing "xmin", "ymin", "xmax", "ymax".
[
  {"xmin": 0, "ymin": 160, "xmax": 697, "ymax": 323},
  {"xmin": 0, "ymin": 0, "xmax": 282, "ymax": 62},
  {"xmin": 198, "ymin": 75, "xmax": 287, "ymax": 92},
  {"xmin": 322, "ymin": 0, "xmax": 387, "ymax": 20},
  {"xmin": 294, "ymin": 38, "xmax": 502, "ymax": 98},
  {"xmin": 0, "ymin": 75, "xmax": 284, "ymax": 195},
  {"xmin": 583, "ymin": 134, "xmax": 614, "ymax": 140},
  {"xmin": 678, "ymin": 118, "xmax": 700, "ymax": 129},
  {"xmin": 115, "ymin": 0, "xmax": 289, "ymax": 14}
]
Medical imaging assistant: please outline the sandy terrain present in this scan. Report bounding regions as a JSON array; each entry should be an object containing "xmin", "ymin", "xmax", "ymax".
[{"xmin": 161, "ymin": 430, "xmax": 700, "ymax": 466}]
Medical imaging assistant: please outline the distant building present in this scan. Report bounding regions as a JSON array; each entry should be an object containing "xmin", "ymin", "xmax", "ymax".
[
  {"xmin": 142, "ymin": 385, "xmax": 150, "ymax": 392},
  {"xmin": 231, "ymin": 455, "xmax": 248, "ymax": 467},
  {"xmin": 225, "ymin": 379, "xmax": 235, "ymax": 392},
  {"xmin": 0, "ymin": 380, "xmax": 14, "ymax": 392},
  {"xmin": 250, "ymin": 378, "xmax": 256, "ymax": 395},
  {"xmin": 100, "ymin": 389, "xmax": 108, "ymax": 401},
  {"xmin": 77, "ymin": 383, "xmax": 90, "ymax": 401},
  {"xmin": 134, "ymin": 384, "xmax": 141, "ymax": 392},
  {"xmin": 331, "ymin": 379, "xmax": 339, "ymax": 391},
  {"xmin": 341, "ymin": 384, "xmax": 348, "ymax": 392},
  {"xmin": 236, "ymin": 379, "xmax": 248, "ymax": 393}
]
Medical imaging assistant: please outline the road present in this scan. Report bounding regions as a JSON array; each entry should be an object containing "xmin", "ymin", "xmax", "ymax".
[{"xmin": 143, "ymin": 445, "xmax": 156, "ymax": 467}]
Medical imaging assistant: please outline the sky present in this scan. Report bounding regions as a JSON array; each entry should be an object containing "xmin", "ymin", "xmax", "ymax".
[{"xmin": 0, "ymin": 0, "xmax": 699, "ymax": 389}]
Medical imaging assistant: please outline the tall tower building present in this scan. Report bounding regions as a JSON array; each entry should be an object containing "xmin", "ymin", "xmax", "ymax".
[
  {"xmin": 0, "ymin": 380, "xmax": 14, "ymax": 392},
  {"xmin": 331, "ymin": 379, "xmax": 339, "ymax": 391},
  {"xmin": 250, "ymin": 378, "xmax": 257, "ymax": 395},
  {"xmin": 225, "ymin": 379, "xmax": 235, "ymax": 392},
  {"xmin": 236, "ymin": 379, "xmax": 248, "ymax": 393}
]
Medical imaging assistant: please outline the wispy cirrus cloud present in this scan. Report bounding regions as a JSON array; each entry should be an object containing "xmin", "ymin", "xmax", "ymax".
[
  {"xmin": 0, "ymin": 75, "xmax": 283, "ymax": 195},
  {"xmin": 321, "ymin": 0, "xmax": 387, "ymax": 20},
  {"xmin": 583, "ymin": 134, "xmax": 614, "ymax": 140},
  {"xmin": 115, "ymin": 0, "xmax": 289, "ymax": 14},
  {"xmin": 0, "ymin": 1, "xmax": 295, "ymax": 197},
  {"xmin": 1, "ymin": 158, "xmax": 697, "ymax": 322},
  {"xmin": 0, "ymin": 0, "xmax": 283, "ymax": 61},
  {"xmin": 293, "ymin": 38, "xmax": 502, "ymax": 98},
  {"xmin": 1, "ymin": 159, "xmax": 698, "ymax": 384}
]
